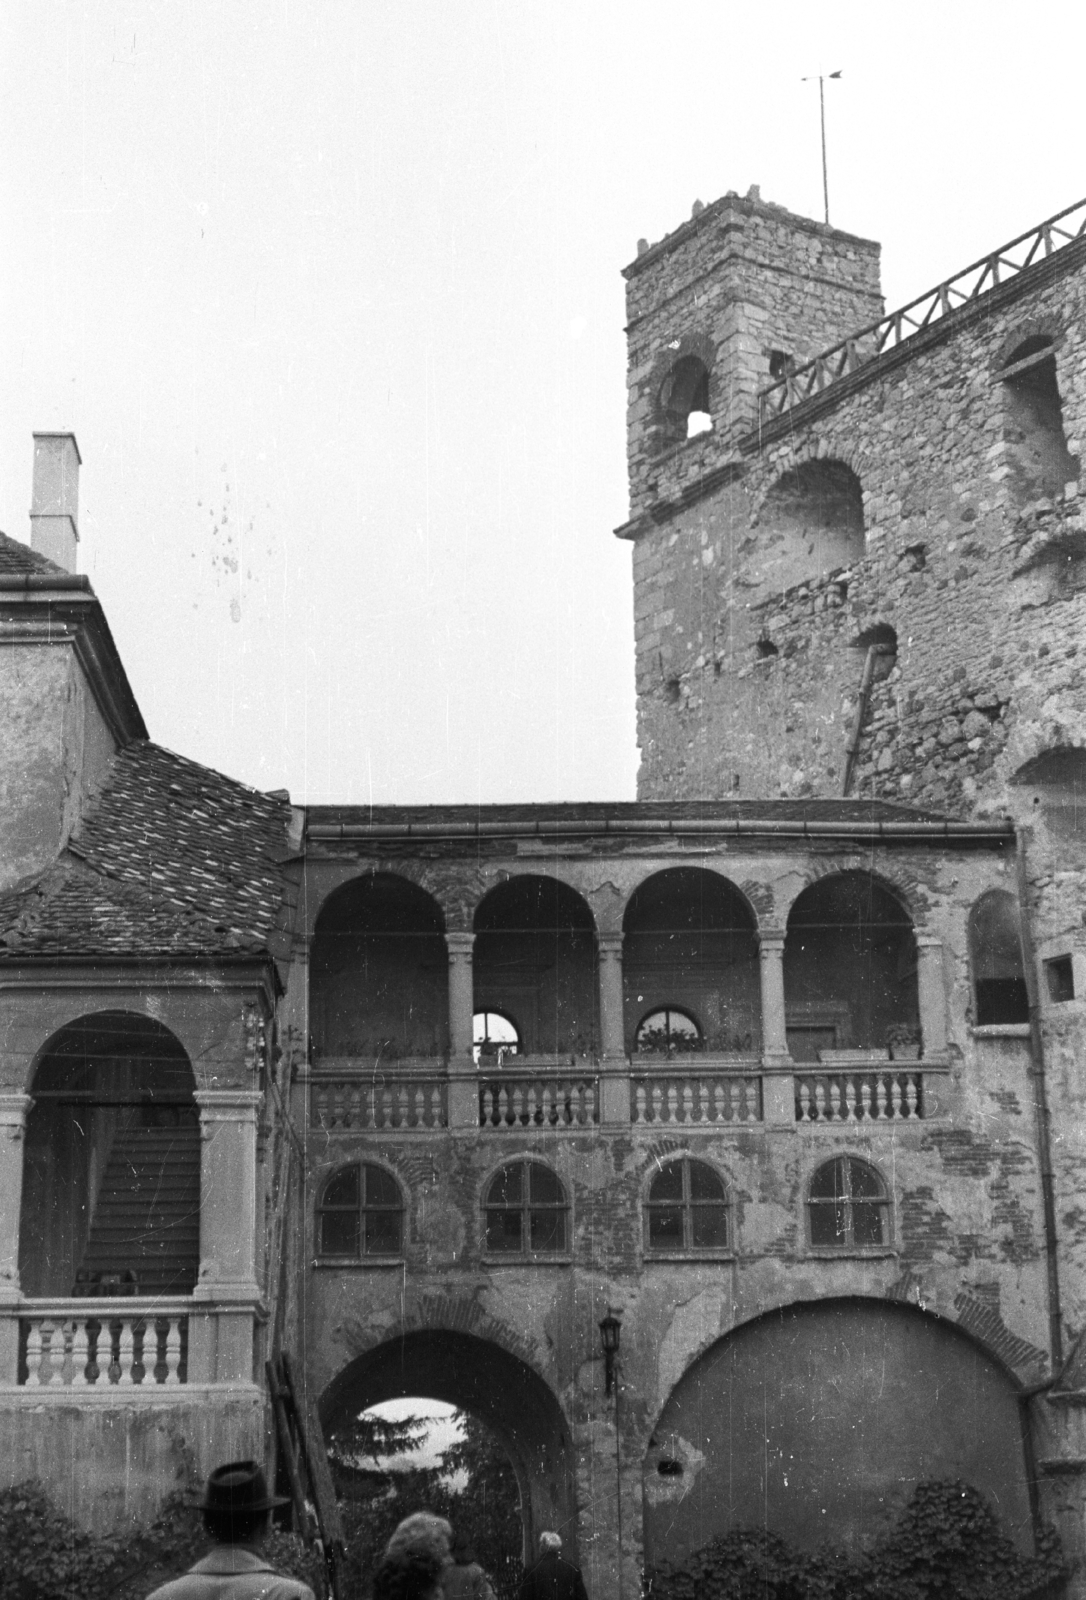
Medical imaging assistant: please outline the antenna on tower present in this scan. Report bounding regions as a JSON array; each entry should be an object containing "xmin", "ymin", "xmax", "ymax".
[{"xmin": 801, "ymin": 70, "xmax": 842, "ymax": 224}]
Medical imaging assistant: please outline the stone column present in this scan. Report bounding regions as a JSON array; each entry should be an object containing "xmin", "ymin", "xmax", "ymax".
[
  {"xmin": 0, "ymin": 1093, "xmax": 31, "ymax": 1309},
  {"xmin": 759, "ymin": 930, "xmax": 790, "ymax": 1062},
  {"xmin": 597, "ymin": 934, "xmax": 631, "ymax": 1126},
  {"xmin": 446, "ymin": 932, "xmax": 478, "ymax": 1129},
  {"xmin": 0, "ymin": 1094, "xmax": 31, "ymax": 1381},
  {"xmin": 191, "ymin": 1089, "xmax": 263, "ymax": 1384},
  {"xmin": 916, "ymin": 936, "xmax": 948, "ymax": 1058},
  {"xmin": 759, "ymin": 930, "xmax": 794, "ymax": 1126}
]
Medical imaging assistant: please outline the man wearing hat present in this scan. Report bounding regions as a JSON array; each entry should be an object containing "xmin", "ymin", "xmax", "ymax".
[{"xmin": 145, "ymin": 1459, "xmax": 316, "ymax": 1599}]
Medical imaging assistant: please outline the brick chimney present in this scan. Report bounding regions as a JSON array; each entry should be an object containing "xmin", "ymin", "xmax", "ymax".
[{"xmin": 30, "ymin": 432, "xmax": 81, "ymax": 572}]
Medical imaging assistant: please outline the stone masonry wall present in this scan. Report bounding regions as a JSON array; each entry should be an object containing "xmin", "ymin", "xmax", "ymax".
[
  {"xmin": 623, "ymin": 190, "xmax": 882, "ymax": 512},
  {"xmin": 631, "ymin": 252, "xmax": 1086, "ymax": 819}
]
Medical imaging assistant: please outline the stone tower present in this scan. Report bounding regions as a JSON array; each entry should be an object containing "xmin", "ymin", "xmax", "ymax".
[{"xmin": 618, "ymin": 186, "xmax": 1086, "ymax": 820}]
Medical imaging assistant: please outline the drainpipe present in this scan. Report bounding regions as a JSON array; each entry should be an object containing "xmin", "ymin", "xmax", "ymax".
[
  {"xmin": 1015, "ymin": 828, "xmax": 1064, "ymax": 1371},
  {"xmin": 841, "ymin": 645, "xmax": 879, "ymax": 797}
]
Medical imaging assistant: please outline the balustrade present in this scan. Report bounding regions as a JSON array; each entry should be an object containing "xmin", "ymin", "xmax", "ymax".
[
  {"xmin": 16, "ymin": 1301, "xmax": 188, "ymax": 1387},
  {"xmin": 631, "ymin": 1068, "xmax": 762, "ymax": 1126},
  {"xmin": 479, "ymin": 1073, "xmax": 599, "ymax": 1129},
  {"xmin": 311, "ymin": 1074, "xmax": 447, "ymax": 1130},
  {"xmin": 794, "ymin": 1070, "xmax": 924, "ymax": 1123}
]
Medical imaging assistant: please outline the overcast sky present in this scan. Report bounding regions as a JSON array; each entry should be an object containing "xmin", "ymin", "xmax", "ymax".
[{"xmin": 2, "ymin": 2, "xmax": 1083, "ymax": 805}]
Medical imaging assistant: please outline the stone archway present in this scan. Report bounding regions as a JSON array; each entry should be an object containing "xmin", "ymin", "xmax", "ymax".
[
  {"xmin": 643, "ymin": 1297, "xmax": 1033, "ymax": 1569},
  {"xmin": 320, "ymin": 1329, "xmax": 577, "ymax": 1561}
]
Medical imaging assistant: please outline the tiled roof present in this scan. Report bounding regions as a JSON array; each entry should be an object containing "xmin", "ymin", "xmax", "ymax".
[
  {"xmin": 0, "ymin": 742, "xmax": 292, "ymax": 960},
  {"xmin": 0, "ymin": 530, "xmax": 66, "ymax": 576}
]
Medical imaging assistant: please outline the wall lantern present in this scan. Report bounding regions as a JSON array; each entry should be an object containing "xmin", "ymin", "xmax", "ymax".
[{"xmin": 599, "ymin": 1311, "xmax": 622, "ymax": 1396}]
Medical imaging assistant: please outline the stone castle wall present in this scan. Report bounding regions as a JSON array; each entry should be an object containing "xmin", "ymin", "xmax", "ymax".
[{"xmin": 629, "ymin": 249, "xmax": 1086, "ymax": 818}]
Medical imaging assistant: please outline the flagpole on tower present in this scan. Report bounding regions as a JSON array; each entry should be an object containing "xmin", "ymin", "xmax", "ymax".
[{"xmin": 802, "ymin": 70, "xmax": 841, "ymax": 225}]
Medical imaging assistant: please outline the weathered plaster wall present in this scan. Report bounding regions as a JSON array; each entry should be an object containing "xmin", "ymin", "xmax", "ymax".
[
  {"xmin": 643, "ymin": 1299, "xmax": 1032, "ymax": 1561},
  {"xmin": 0, "ymin": 642, "xmax": 119, "ymax": 892},
  {"xmin": 0, "ymin": 1393, "xmax": 263, "ymax": 1533}
]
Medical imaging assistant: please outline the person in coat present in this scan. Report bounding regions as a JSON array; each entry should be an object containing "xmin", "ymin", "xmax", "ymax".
[
  {"xmin": 441, "ymin": 1529, "xmax": 497, "ymax": 1600},
  {"xmin": 144, "ymin": 1460, "xmax": 316, "ymax": 1600},
  {"xmin": 517, "ymin": 1530, "xmax": 589, "ymax": 1600}
]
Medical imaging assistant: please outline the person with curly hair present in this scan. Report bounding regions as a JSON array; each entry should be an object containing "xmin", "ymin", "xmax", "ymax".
[{"xmin": 372, "ymin": 1511, "xmax": 454, "ymax": 1600}]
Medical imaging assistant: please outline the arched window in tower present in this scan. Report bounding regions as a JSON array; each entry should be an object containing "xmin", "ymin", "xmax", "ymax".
[
  {"xmin": 658, "ymin": 355, "xmax": 712, "ymax": 448},
  {"xmin": 1000, "ymin": 335, "xmax": 1079, "ymax": 506},
  {"xmin": 969, "ymin": 891, "xmax": 1029, "ymax": 1026}
]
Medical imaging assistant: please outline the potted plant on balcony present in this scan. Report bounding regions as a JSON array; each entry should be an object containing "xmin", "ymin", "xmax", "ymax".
[{"xmin": 886, "ymin": 1022, "xmax": 922, "ymax": 1061}]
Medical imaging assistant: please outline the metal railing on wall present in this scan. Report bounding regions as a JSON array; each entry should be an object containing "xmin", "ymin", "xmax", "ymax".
[{"xmin": 758, "ymin": 196, "xmax": 1086, "ymax": 423}]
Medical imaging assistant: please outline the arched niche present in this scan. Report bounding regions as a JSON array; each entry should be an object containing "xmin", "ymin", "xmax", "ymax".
[
  {"xmin": 643, "ymin": 1298, "xmax": 1032, "ymax": 1567},
  {"xmin": 969, "ymin": 890, "xmax": 1029, "ymax": 1025},
  {"xmin": 310, "ymin": 873, "xmax": 448, "ymax": 1061},
  {"xmin": 784, "ymin": 872, "xmax": 918, "ymax": 1058},
  {"xmin": 622, "ymin": 869, "xmax": 760, "ymax": 1054},
  {"xmin": 754, "ymin": 459, "xmax": 864, "ymax": 593},
  {"xmin": 20, "ymin": 1011, "xmax": 199, "ymax": 1298},
  {"xmin": 320, "ymin": 1329, "xmax": 576, "ymax": 1562},
  {"xmin": 1011, "ymin": 747, "xmax": 1086, "ymax": 842},
  {"xmin": 1000, "ymin": 335, "xmax": 1079, "ymax": 506},
  {"xmin": 473, "ymin": 877, "xmax": 598, "ymax": 1058}
]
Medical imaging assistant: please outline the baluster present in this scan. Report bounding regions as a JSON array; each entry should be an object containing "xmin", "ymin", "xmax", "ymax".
[
  {"xmin": 829, "ymin": 1079, "xmax": 842, "ymax": 1122},
  {"xmin": 681, "ymin": 1083, "xmax": 694, "ymax": 1124},
  {"xmin": 24, "ymin": 1320, "xmax": 43, "ymax": 1386},
  {"xmin": 890, "ymin": 1077, "xmax": 903, "ymax": 1119},
  {"xmin": 651, "ymin": 1084, "xmax": 663, "ymax": 1123},
  {"xmin": 332, "ymin": 1085, "xmax": 345, "ymax": 1127},
  {"xmin": 859, "ymin": 1079, "xmax": 872, "ymax": 1121},
  {"xmin": 666, "ymin": 1084, "xmax": 679, "ymax": 1124},
  {"xmin": 844, "ymin": 1077, "xmax": 857, "ymax": 1122},
  {"xmin": 813, "ymin": 1080, "xmax": 826, "ymax": 1122},
  {"xmin": 713, "ymin": 1082, "xmax": 726, "ymax": 1122},
  {"xmin": 634, "ymin": 1084, "xmax": 646, "ymax": 1124},
  {"xmin": 71, "ymin": 1318, "xmax": 90, "ymax": 1387},
  {"xmin": 587, "ymin": 1080, "xmax": 598, "ymax": 1123},
  {"xmin": 481, "ymin": 1086, "xmax": 495, "ymax": 1126},
  {"xmin": 117, "ymin": 1319, "xmax": 134, "ymax": 1386},
  {"xmin": 875, "ymin": 1077, "xmax": 888, "ymax": 1119},
  {"xmin": 796, "ymin": 1080, "xmax": 808, "ymax": 1121},
  {"xmin": 905, "ymin": 1074, "xmax": 919, "ymax": 1119},
  {"xmin": 164, "ymin": 1318, "xmax": 182, "ymax": 1385},
  {"xmin": 394, "ymin": 1087, "xmax": 408, "ymax": 1127}
]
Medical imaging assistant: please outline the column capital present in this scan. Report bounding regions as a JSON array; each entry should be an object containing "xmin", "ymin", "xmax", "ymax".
[
  {"xmin": 915, "ymin": 933, "xmax": 943, "ymax": 950},
  {"xmin": 0, "ymin": 1093, "xmax": 32, "ymax": 1127},
  {"xmin": 598, "ymin": 932, "xmax": 624, "ymax": 957},
  {"xmin": 758, "ymin": 928, "xmax": 787, "ymax": 950},
  {"xmin": 445, "ymin": 931, "xmax": 476, "ymax": 958},
  {"xmin": 194, "ymin": 1088, "xmax": 263, "ymax": 1121}
]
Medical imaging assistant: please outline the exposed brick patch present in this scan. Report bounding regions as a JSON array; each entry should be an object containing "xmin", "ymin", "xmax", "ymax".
[{"xmin": 953, "ymin": 1290, "xmax": 1048, "ymax": 1378}]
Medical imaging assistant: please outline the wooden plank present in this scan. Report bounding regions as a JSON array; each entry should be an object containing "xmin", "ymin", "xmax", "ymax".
[
  {"xmin": 266, "ymin": 1357, "xmax": 312, "ymax": 1540},
  {"xmin": 279, "ymin": 1351, "xmax": 347, "ymax": 1598}
]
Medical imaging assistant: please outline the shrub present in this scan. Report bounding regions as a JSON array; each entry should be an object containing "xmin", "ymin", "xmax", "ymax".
[
  {"xmin": 645, "ymin": 1480, "xmax": 1065, "ymax": 1600},
  {"xmin": 0, "ymin": 1482, "xmax": 325, "ymax": 1600}
]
